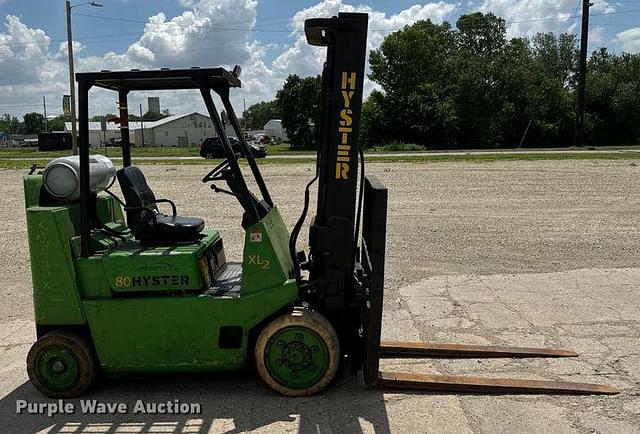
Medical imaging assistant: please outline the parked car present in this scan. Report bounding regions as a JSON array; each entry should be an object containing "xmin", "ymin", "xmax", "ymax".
[
  {"xmin": 200, "ymin": 136, "xmax": 267, "ymax": 159},
  {"xmin": 247, "ymin": 141, "xmax": 267, "ymax": 158},
  {"xmin": 253, "ymin": 134, "xmax": 273, "ymax": 145}
]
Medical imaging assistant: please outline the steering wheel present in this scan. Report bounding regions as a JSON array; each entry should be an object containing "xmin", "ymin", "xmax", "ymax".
[
  {"xmin": 202, "ymin": 158, "xmax": 231, "ymax": 183},
  {"xmin": 202, "ymin": 152, "xmax": 243, "ymax": 183}
]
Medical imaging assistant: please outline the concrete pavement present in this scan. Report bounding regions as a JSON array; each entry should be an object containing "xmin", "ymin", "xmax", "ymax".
[{"xmin": 1, "ymin": 160, "xmax": 639, "ymax": 433}]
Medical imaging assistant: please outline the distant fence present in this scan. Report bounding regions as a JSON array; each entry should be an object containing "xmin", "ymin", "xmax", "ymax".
[{"xmin": 0, "ymin": 134, "xmax": 38, "ymax": 148}]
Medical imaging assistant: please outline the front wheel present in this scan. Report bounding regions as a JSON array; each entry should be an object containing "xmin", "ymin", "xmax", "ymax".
[
  {"xmin": 27, "ymin": 330, "xmax": 98, "ymax": 398},
  {"xmin": 255, "ymin": 308, "xmax": 339, "ymax": 396}
]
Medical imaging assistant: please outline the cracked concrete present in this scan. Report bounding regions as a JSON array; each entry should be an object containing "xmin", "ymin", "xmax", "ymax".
[{"xmin": 1, "ymin": 160, "xmax": 639, "ymax": 433}]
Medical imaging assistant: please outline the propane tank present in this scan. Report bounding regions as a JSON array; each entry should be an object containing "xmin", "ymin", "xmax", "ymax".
[{"xmin": 42, "ymin": 154, "xmax": 116, "ymax": 202}]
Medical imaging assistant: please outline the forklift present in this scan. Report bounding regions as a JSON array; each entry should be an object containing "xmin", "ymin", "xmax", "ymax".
[{"xmin": 24, "ymin": 12, "xmax": 617, "ymax": 398}]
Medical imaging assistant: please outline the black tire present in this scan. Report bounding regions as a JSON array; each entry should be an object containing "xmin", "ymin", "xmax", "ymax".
[
  {"xmin": 255, "ymin": 308, "xmax": 339, "ymax": 397},
  {"xmin": 205, "ymin": 152, "xmax": 215, "ymax": 159},
  {"xmin": 27, "ymin": 329, "xmax": 98, "ymax": 398}
]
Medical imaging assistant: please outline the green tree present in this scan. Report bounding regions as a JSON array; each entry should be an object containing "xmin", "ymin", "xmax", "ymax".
[
  {"xmin": 453, "ymin": 13, "xmax": 510, "ymax": 147},
  {"xmin": 586, "ymin": 49, "xmax": 640, "ymax": 144},
  {"xmin": 524, "ymin": 32, "xmax": 578, "ymax": 146},
  {"xmin": 23, "ymin": 112, "xmax": 45, "ymax": 134},
  {"xmin": 90, "ymin": 113, "xmax": 118, "ymax": 122},
  {"xmin": 360, "ymin": 90, "xmax": 388, "ymax": 148},
  {"xmin": 141, "ymin": 110, "xmax": 170, "ymax": 121},
  {"xmin": 276, "ymin": 74, "xmax": 320, "ymax": 149},
  {"xmin": 242, "ymin": 101, "xmax": 281, "ymax": 130},
  {"xmin": 369, "ymin": 19, "xmax": 459, "ymax": 147},
  {"xmin": 0, "ymin": 113, "xmax": 21, "ymax": 133},
  {"xmin": 365, "ymin": 13, "xmax": 593, "ymax": 148},
  {"xmin": 47, "ymin": 115, "xmax": 66, "ymax": 132},
  {"xmin": 456, "ymin": 12, "xmax": 506, "ymax": 56}
]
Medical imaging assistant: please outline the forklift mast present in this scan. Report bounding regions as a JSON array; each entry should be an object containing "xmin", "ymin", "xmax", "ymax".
[
  {"xmin": 296, "ymin": 13, "xmax": 618, "ymax": 396},
  {"xmin": 305, "ymin": 13, "xmax": 368, "ymax": 313}
]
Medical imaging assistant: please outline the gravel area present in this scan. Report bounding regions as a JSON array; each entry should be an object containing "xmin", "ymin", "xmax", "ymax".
[{"xmin": 1, "ymin": 159, "xmax": 639, "ymax": 433}]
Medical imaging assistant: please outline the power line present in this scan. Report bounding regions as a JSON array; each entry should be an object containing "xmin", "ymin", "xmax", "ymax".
[
  {"xmin": 0, "ymin": 40, "xmax": 286, "ymax": 63},
  {"xmin": 2, "ymin": 5, "xmax": 635, "ymax": 50},
  {"xmin": 73, "ymin": 12, "xmax": 298, "ymax": 33},
  {"xmin": 73, "ymin": 8, "xmax": 640, "ymax": 31},
  {"xmin": 572, "ymin": 0, "xmax": 583, "ymax": 19},
  {"xmin": 0, "ymin": 31, "xmax": 148, "ymax": 49}
]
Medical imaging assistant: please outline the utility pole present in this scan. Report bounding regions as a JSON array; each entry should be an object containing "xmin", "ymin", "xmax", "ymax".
[
  {"xmin": 65, "ymin": 1, "xmax": 77, "ymax": 153},
  {"xmin": 42, "ymin": 96, "xmax": 48, "ymax": 133},
  {"xmin": 139, "ymin": 103, "xmax": 145, "ymax": 148},
  {"xmin": 65, "ymin": 1, "xmax": 104, "ymax": 154},
  {"xmin": 575, "ymin": 0, "xmax": 592, "ymax": 147}
]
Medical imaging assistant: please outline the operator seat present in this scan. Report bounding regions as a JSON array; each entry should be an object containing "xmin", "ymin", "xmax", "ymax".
[{"xmin": 117, "ymin": 166, "xmax": 204, "ymax": 244}]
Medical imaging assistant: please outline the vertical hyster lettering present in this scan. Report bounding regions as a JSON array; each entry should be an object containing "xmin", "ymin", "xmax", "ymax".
[{"xmin": 336, "ymin": 71, "xmax": 357, "ymax": 180}]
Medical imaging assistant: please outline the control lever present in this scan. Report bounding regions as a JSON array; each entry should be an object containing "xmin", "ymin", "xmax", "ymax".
[{"xmin": 211, "ymin": 183, "xmax": 241, "ymax": 198}]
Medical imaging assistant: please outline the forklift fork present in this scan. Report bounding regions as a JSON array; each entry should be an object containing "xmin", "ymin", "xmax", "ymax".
[
  {"xmin": 376, "ymin": 341, "xmax": 618, "ymax": 395},
  {"xmin": 360, "ymin": 176, "xmax": 618, "ymax": 395}
]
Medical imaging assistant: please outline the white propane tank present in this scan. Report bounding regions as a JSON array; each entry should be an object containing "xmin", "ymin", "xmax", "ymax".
[{"xmin": 42, "ymin": 154, "xmax": 116, "ymax": 201}]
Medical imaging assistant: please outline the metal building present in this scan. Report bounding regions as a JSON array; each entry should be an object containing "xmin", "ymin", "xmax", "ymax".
[{"xmin": 66, "ymin": 112, "xmax": 235, "ymax": 147}]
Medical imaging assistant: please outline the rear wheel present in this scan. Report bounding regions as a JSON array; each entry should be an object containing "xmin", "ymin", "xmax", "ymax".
[
  {"xmin": 205, "ymin": 152, "xmax": 215, "ymax": 159},
  {"xmin": 27, "ymin": 330, "xmax": 98, "ymax": 398},
  {"xmin": 255, "ymin": 308, "xmax": 339, "ymax": 396}
]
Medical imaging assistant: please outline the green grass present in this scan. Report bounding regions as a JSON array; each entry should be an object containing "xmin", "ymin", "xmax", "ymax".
[
  {"xmin": 365, "ymin": 152, "xmax": 640, "ymax": 163},
  {"xmin": 0, "ymin": 146, "xmax": 202, "ymax": 158},
  {"xmin": 1, "ymin": 150, "xmax": 637, "ymax": 170},
  {"xmin": 4, "ymin": 142, "xmax": 640, "ymax": 159},
  {"xmin": 0, "ymin": 143, "xmax": 311, "ymax": 158},
  {"xmin": 267, "ymin": 143, "xmax": 315, "ymax": 155},
  {"xmin": 0, "ymin": 160, "xmax": 50, "ymax": 169},
  {"xmin": 370, "ymin": 142, "xmax": 424, "ymax": 152}
]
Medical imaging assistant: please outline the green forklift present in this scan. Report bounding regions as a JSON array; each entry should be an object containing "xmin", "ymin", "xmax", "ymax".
[{"xmin": 24, "ymin": 13, "xmax": 617, "ymax": 398}]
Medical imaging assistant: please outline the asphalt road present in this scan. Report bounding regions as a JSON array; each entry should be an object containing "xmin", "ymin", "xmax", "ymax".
[{"xmin": 1, "ymin": 160, "xmax": 639, "ymax": 433}]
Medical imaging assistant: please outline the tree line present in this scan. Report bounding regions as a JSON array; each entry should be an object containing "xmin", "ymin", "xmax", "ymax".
[
  {"xmin": 246, "ymin": 12, "xmax": 640, "ymax": 149},
  {"xmin": 241, "ymin": 74, "xmax": 320, "ymax": 149},
  {"xmin": 0, "ymin": 110, "xmax": 172, "ymax": 136},
  {"xmin": 0, "ymin": 113, "xmax": 65, "ymax": 135},
  {"xmin": 4, "ymin": 12, "xmax": 638, "ymax": 149}
]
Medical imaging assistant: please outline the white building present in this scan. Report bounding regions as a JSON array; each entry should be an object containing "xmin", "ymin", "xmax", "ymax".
[
  {"xmin": 64, "ymin": 121, "xmax": 142, "ymax": 146},
  {"xmin": 263, "ymin": 119, "xmax": 288, "ymax": 141},
  {"xmin": 135, "ymin": 112, "xmax": 235, "ymax": 147},
  {"xmin": 65, "ymin": 112, "xmax": 235, "ymax": 147}
]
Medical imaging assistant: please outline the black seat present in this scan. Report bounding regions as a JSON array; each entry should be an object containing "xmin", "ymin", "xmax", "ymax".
[{"xmin": 117, "ymin": 166, "xmax": 204, "ymax": 244}]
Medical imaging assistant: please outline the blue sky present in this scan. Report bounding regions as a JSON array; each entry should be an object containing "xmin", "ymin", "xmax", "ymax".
[
  {"xmin": 0, "ymin": 0, "xmax": 639, "ymax": 118},
  {"xmin": 0, "ymin": 0, "xmax": 314, "ymax": 60}
]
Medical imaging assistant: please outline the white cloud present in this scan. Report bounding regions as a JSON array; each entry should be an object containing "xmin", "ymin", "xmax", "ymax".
[
  {"xmin": 590, "ymin": 25, "xmax": 605, "ymax": 45},
  {"xmin": 0, "ymin": 15, "xmax": 51, "ymax": 85},
  {"xmin": 0, "ymin": 1, "xmax": 461, "ymax": 117},
  {"xmin": 55, "ymin": 40, "xmax": 85, "ymax": 59},
  {"xmin": 0, "ymin": 1, "xmax": 262, "ymax": 117},
  {"xmin": 124, "ymin": 0, "xmax": 257, "ymax": 68},
  {"xmin": 273, "ymin": 1, "xmax": 457, "ymax": 94},
  {"xmin": 480, "ymin": 0, "xmax": 615, "ymax": 38},
  {"xmin": 615, "ymin": 27, "xmax": 640, "ymax": 53},
  {"xmin": 178, "ymin": 0, "xmax": 197, "ymax": 7}
]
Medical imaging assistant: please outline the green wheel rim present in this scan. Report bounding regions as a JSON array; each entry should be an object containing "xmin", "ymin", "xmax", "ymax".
[
  {"xmin": 264, "ymin": 326, "xmax": 331, "ymax": 390},
  {"xmin": 36, "ymin": 347, "xmax": 80, "ymax": 392}
]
